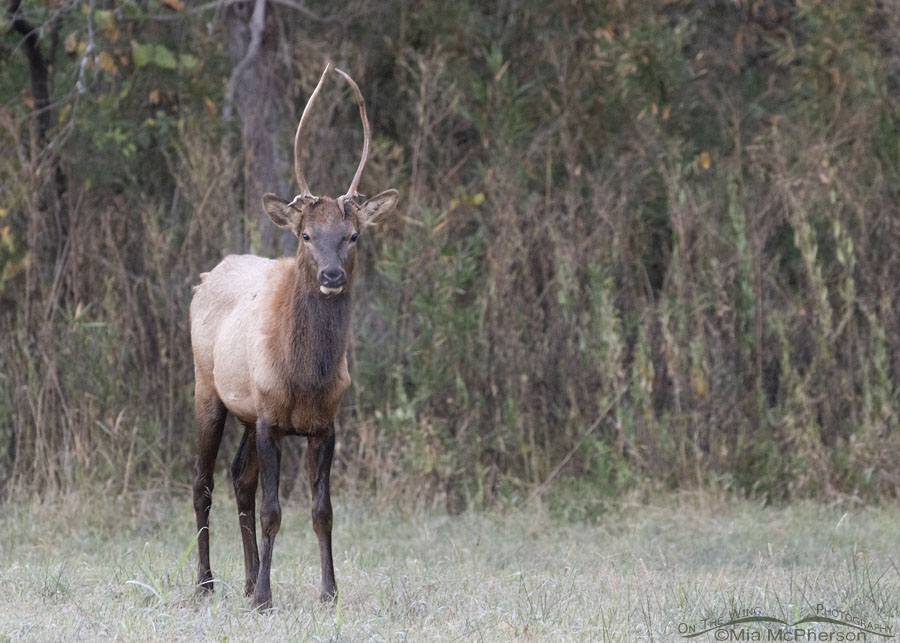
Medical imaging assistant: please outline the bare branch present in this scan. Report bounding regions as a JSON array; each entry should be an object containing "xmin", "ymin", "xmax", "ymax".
[{"xmin": 75, "ymin": 0, "xmax": 96, "ymax": 95}]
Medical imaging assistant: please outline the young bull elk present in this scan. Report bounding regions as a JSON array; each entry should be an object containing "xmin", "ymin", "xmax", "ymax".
[{"xmin": 190, "ymin": 63, "xmax": 398, "ymax": 609}]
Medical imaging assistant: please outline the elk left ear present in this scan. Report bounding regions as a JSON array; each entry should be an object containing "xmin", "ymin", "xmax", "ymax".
[{"xmin": 357, "ymin": 189, "xmax": 399, "ymax": 228}]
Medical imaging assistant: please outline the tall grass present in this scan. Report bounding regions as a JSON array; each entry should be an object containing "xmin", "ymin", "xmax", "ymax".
[{"xmin": 0, "ymin": 1, "xmax": 898, "ymax": 504}]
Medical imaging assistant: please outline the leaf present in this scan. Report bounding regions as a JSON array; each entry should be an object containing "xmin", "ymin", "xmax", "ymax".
[
  {"xmin": 96, "ymin": 51, "xmax": 118, "ymax": 74},
  {"xmin": 153, "ymin": 45, "xmax": 177, "ymax": 70},
  {"xmin": 131, "ymin": 42, "xmax": 177, "ymax": 70},
  {"xmin": 699, "ymin": 152, "xmax": 711, "ymax": 170},
  {"xmin": 93, "ymin": 9, "xmax": 115, "ymax": 32},
  {"xmin": 122, "ymin": 3, "xmax": 143, "ymax": 19},
  {"xmin": 92, "ymin": 9, "xmax": 120, "ymax": 42},
  {"xmin": 148, "ymin": 89, "xmax": 160, "ymax": 104},
  {"xmin": 131, "ymin": 41, "xmax": 152, "ymax": 67},
  {"xmin": 179, "ymin": 53, "xmax": 198, "ymax": 70},
  {"xmin": 0, "ymin": 225, "xmax": 14, "ymax": 253},
  {"xmin": 65, "ymin": 32, "xmax": 78, "ymax": 54},
  {"xmin": 160, "ymin": 0, "xmax": 185, "ymax": 11}
]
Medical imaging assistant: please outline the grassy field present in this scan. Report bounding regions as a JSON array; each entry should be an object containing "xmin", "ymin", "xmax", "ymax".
[{"xmin": 1, "ymin": 490, "xmax": 899, "ymax": 642}]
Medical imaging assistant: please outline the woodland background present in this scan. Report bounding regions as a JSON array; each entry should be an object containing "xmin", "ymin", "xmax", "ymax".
[{"xmin": 1, "ymin": 0, "xmax": 898, "ymax": 513}]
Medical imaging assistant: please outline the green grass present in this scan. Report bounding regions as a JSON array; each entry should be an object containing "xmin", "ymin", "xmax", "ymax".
[{"xmin": 1, "ymin": 490, "xmax": 899, "ymax": 641}]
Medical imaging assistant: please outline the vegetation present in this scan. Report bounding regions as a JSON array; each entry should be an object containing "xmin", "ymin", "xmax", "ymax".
[{"xmin": 1, "ymin": 0, "xmax": 899, "ymax": 506}]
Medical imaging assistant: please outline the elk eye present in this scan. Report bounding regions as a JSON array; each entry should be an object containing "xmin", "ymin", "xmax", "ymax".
[
  {"xmin": 301, "ymin": 233, "xmax": 310, "ymax": 241},
  {"xmin": 349, "ymin": 232, "xmax": 359, "ymax": 243}
]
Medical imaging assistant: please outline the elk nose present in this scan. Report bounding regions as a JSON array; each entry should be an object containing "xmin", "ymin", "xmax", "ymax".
[{"xmin": 319, "ymin": 267, "xmax": 345, "ymax": 288}]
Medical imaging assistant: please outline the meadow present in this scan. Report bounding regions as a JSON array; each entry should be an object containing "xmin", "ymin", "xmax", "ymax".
[{"xmin": 2, "ymin": 491, "xmax": 899, "ymax": 642}]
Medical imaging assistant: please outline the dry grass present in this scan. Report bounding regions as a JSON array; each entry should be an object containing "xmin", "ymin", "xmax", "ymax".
[{"xmin": 1, "ymin": 492, "xmax": 899, "ymax": 641}]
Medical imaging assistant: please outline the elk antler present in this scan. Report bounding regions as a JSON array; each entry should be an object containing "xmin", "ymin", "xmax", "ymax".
[
  {"xmin": 293, "ymin": 62, "xmax": 333, "ymax": 197},
  {"xmin": 334, "ymin": 67, "xmax": 371, "ymax": 206}
]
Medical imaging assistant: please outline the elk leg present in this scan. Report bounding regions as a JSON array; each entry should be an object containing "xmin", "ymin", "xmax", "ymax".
[
  {"xmin": 193, "ymin": 384, "xmax": 227, "ymax": 592},
  {"xmin": 307, "ymin": 424, "xmax": 336, "ymax": 602},
  {"xmin": 231, "ymin": 425, "xmax": 260, "ymax": 597},
  {"xmin": 254, "ymin": 420, "xmax": 282, "ymax": 609}
]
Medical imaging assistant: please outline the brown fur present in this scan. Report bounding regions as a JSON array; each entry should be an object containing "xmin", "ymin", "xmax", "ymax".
[{"xmin": 259, "ymin": 243, "xmax": 352, "ymax": 433}]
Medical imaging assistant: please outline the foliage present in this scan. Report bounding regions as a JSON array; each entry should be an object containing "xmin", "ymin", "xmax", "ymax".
[{"xmin": 1, "ymin": 0, "xmax": 898, "ymax": 506}]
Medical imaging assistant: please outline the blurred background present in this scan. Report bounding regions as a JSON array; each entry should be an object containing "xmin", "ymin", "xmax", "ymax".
[{"xmin": 1, "ymin": 0, "xmax": 898, "ymax": 514}]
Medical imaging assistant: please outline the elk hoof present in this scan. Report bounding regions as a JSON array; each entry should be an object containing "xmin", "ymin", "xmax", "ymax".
[
  {"xmin": 197, "ymin": 571, "xmax": 214, "ymax": 593},
  {"xmin": 243, "ymin": 579, "xmax": 256, "ymax": 597},
  {"xmin": 319, "ymin": 588, "xmax": 337, "ymax": 604},
  {"xmin": 253, "ymin": 590, "xmax": 273, "ymax": 611}
]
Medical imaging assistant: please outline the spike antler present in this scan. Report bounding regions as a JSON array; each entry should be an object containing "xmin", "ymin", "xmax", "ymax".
[
  {"xmin": 334, "ymin": 67, "xmax": 371, "ymax": 207},
  {"xmin": 290, "ymin": 63, "xmax": 371, "ymax": 206},
  {"xmin": 293, "ymin": 62, "xmax": 333, "ymax": 198}
]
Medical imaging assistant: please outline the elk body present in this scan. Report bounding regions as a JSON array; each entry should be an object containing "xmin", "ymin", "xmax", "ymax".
[{"xmin": 190, "ymin": 64, "xmax": 398, "ymax": 609}]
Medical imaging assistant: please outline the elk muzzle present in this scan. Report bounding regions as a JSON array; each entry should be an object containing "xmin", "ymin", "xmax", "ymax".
[{"xmin": 318, "ymin": 267, "xmax": 346, "ymax": 295}]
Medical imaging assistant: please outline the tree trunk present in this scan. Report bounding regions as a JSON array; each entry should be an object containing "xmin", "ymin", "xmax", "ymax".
[
  {"xmin": 226, "ymin": 0, "xmax": 297, "ymax": 256},
  {"xmin": 7, "ymin": 0, "xmax": 69, "ymax": 310}
]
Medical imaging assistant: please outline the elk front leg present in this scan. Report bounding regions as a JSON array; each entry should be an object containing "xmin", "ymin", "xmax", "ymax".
[
  {"xmin": 254, "ymin": 420, "xmax": 282, "ymax": 609},
  {"xmin": 231, "ymin": 426, "xmax": 260, "ymax": 597},
  {"xmin": 307, "ymin": 424, "xmax": 336, "ymax": 602},
  {"xmin": 193, "ymin": 383, "xmax": 227, "ymax": 593}
]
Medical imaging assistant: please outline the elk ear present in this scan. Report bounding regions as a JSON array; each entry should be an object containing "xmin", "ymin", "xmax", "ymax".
[
  {"xmin": 262, "ymin": 193, "xmax": 315, "ymax": 229},
  {"xmin": 357, "ymin": 189, "xmax": 399, "ymax": 228}
]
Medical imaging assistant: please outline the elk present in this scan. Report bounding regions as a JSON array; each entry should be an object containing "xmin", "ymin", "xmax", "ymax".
[{"xmin": 189, "ymin": 63, "xmax": 398, "ymax": 609}]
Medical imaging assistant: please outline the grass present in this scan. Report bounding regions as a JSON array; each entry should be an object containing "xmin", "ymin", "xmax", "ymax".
[{"xmin": 1, "ymin": 489, "xmax": 899, "ymax": 641}]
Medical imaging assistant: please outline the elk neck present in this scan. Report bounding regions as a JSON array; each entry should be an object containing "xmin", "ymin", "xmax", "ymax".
[{"xmin": 269, "ymin": 260, "xmax": 352, "ymax": 394}]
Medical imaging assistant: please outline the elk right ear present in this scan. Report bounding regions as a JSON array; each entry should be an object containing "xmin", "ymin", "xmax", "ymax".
[
  {"xmin": 357, "ymin": 189, "xmax": 399, "ymax": 228},
  {"xmin": 262, "ymin": 193, "xmax": 314, "ymax": 229}
]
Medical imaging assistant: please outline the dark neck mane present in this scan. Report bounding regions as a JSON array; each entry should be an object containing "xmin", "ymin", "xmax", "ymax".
[{"xmin": 283, "ymin": 269, "xmax": 351, "ymax": 392}]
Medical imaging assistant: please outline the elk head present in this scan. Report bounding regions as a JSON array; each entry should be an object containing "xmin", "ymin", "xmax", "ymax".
[{"xmin": 262, "ymin": 63, "xmax": 398, "ymax": 296}]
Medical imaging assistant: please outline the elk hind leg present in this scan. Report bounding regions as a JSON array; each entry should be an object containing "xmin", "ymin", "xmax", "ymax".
[
  {"xmin": 232, "ymin": 424, "xmax": 260, "ymax": 597},
  {"xmin": 193, "ymin": 382, "xmax": 227, "ymax": 592}
]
